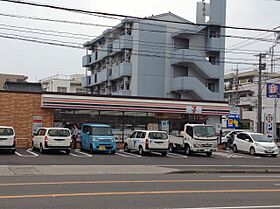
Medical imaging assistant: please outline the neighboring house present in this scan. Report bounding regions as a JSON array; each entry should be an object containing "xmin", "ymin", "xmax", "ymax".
[
  {"xmin": 0, "ymin": 73, "xmax": 28, "ymax": 89},
  {"xmin": 3, "ymin": 81, "xmax": 43, "ymax": 93},
  {"xmin": 40, "ymin": 74, "xmax": 86, "ymax": 94},
  {"xmin": 224, "ymin": 70, "xmax": 280, "ymax": 136},
  {"xmin": 82, "ymin": 0, "xmax": 226, "ymax": 101}
]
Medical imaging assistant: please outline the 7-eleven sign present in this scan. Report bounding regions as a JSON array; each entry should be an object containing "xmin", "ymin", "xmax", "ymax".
[{"xmin": 186, "ymin": 106, "xmax": 202, "ymax": 114}]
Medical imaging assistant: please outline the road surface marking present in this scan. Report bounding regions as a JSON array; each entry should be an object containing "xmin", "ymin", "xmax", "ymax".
[
  {"xmin": 69, "ymin": 153, "xmax": 79, "ymax": 157},
  {"xmin": 1, "ymin": 189, "xmax": 280, "ymax": 199},
  {"xmin": 15, "ymin": 152, "xmax": 23, "ymax": 157},
  {"xmin": 74, "ymin": 149, "xmax": 92, "ymax": 157},
  {"xmin": 115, "ymin": 152, "xmax": 131, "ymax": 158},
  {"xmin": 118, "ymin": 150, "xmax": 141, "ymax": 158},
  {"xmin": 168, "ymin": 205, "xmax": 280, "ymax": 209},
  {"xmin": 26, "ymin": 149, "xmax": 39, "ymax": 156},
  {"xmin": 167, "ymin": 153, "xmax": 188, "ymax": 159},
  {"xmin": 1, "ymin": 179, "xmax": 280, "ymax": 187}
]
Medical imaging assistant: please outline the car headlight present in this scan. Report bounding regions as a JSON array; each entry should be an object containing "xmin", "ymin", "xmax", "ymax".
[{"xmin": 193, "ymin": 144, "xmax": 202, "ymax": 148}]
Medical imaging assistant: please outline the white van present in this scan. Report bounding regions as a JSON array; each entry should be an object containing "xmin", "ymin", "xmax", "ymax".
[
  {"xmin": 124, "ymin": 130, "xmax": 169, "ymax": 156},
  {"xmin": 233, "ymin": 132, "xmax": 279, "ymax": 157},
  {"xmin": 32, "ymin": 127, "xmax": 71, "ymax": 154},
  {"xmin": 0, "ymin": 126, "xmax": 16, "ymax": 154}
]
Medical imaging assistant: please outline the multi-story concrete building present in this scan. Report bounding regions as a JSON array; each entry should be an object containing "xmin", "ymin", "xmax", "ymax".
[
  {"xmin": 41, "ymin": 74, "xmax": 86, "ymax": 94},
  {"xmin": 82, "ymin": 0, "xmax": 226, "ymax": 101},
  {"xmin": 224, "ymin": 70, "xmax": 280, "ymax": 137}
]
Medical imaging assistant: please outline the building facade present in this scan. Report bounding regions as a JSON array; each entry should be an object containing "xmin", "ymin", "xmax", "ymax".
[
  {"xmin": 41, "ymin": 74, "xmax": 86, "ymax": 94},
  {"xmin": 224, "ymin": 70, "xmax": 280, "ymax": 137},
  {"xmin": 82, "ymin": 0, "xmax": 226, "ymax": 101},
  {"xmin": 0, "ymin": 73, "xmax": 28, "ymax": 89}
]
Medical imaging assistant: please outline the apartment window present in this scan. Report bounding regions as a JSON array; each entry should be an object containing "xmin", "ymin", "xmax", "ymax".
[
  {"xmin": 57, "ymin": 87, "xmax": 67, "ymax": 93},
  {"xmin": 207, "ymin": 83, "xmax": 216, "ymax": 92},
  {"xmin": 174, "ymin": 38, "xmax": 189, "ymax": 50}
]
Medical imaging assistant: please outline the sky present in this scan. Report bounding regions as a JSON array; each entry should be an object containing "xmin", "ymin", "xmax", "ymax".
[{"xmin": 0, "ymin": 0, "xmax": 280, "ymax": 81}]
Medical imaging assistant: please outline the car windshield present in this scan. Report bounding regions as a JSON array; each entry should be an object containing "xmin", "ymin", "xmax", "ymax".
[
  {"xmin": 48, "ymin": 129, "xmax": 70, "ymax": 137},
  {"xmin": 92, "ymin": 127, "xmax": 113, "ymax": 136},
  {"xmin": 222, "ymin": 131, "xmax": 231, "ymax": 137},
  {"xmin": 194, "ymin": 126, "xmax": 216, "ymax": 137},
  {"xmin": 148, "ymin": 132, "xmax": 168, "ymax": 140},
  {"xmin": 0, "ymin": 128, "xmax": 14, "ymax": 136},
  {"xmin": 251, "ymin": 134, "xmax": 273, "ymax": 142}
]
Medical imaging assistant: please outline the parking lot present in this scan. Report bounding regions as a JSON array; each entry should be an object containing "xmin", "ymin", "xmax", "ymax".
[{"xmin": 0, "ymin": 148, "xmax": 279, "ymax": 166}]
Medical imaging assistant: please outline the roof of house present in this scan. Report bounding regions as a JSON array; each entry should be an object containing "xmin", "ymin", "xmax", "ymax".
[{"xmin": 3, "ymin": 81, "xmax": 43, "ymax": 93}]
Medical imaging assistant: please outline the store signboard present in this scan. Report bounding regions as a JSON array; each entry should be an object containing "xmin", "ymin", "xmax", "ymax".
[
  {"xmin": 264, "ymin": 113, "xmax": 274, "ymax": 138},
  {"xmin": 186, "ymin": 106, "xmax": 202, "ymax": 114},
  {"xmin": 32, "ymin": 116, "xmax": 42, "ymax": 135},
  {"xmin": 226, "ymin": 114, "xmax": 240, "ymax": 129},
  {"xmin": 266, "ymin": 83, "xmax": 280, "ymax": 98}
]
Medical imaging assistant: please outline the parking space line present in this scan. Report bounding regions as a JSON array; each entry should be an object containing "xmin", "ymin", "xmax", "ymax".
[
  {"xmin": 26, "ymin": 149, "xmax": 39, "ymax": 157},
  {"xmin": 74, "ymin": 149, "xmax": 92, "ymax": 157},
  {"xmin": 168, "ymin": 153, "xmax": 188, "ymax": 158},
  {"xmin": 15, "ymin": 151, "xmax": 23, "ymax": 157},
  {"xmin": 69, "ymin": 153, "xmax": 79, "ymax": 157},
  {"xmin": 118, "ymin": 150, "xmax": 141, "ymax": 158},
  {"xmin": 115, "ymin": 152, "xmax": 131, "ymax": 158}
]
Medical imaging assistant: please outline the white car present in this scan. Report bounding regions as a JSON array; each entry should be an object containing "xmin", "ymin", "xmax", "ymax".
[
  {"xmin": 124, "ymin": 130, "xmax": 169, "ymax": 156},
  {"xmin": 233, "ymin": 132, "xmax": 279, "ymax": 157},
  {"xmin": 32, "ymin": 127, "xmax": 71, "ymax": 154},
  {"xmin": 0, "ymin": 126, "xmax": 16, "ymax": 154}
]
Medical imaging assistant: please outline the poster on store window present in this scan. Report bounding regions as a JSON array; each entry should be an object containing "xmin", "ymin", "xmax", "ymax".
[{"xmin": 32, "ymin": 116, "xmax": 42, "ymax": 135}]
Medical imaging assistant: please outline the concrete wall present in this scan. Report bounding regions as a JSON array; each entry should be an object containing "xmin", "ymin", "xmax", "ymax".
[{"xmin": 0, "ymin": 91, "xmax": 54, "ymax": 148}]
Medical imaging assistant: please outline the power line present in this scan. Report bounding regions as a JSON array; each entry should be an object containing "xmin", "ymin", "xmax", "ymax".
[{"xmin": 1, "ymin": 0, "xmax": 280, "ymax": 33}]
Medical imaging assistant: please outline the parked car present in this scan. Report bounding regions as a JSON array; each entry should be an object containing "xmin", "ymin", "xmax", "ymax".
[
  {"xmin": 32, "ymin": 127, "xmax": 71, "ymax": 154},
  {"xmin": 233, "ymin": 132, "xmax": 279, "ymax": 157},
  {"xmin": 169, "ymin": 124, "xmax": 217, "ymax": 157},
  {"xmin": 124, "ymin": 130, "xmax": 169, "ymax": 156},
  {"xmin": 0, "ymin": 126, "xmax": 16, "ymax": 154},
  {"xmin": 221, "ymin": 129, "xmax": 249, "ymax": 149},
  {"xmin": 80, "ymin": 124, "xmax": 116, "ymax": 154}
]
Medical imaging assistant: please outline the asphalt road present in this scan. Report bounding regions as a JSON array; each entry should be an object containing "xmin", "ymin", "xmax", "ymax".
[
  {"xmin": 1, "ymin": 173, "xmax": 280, "ymax": 209},
  {"xmin": 0, "ymin": 148, "xmax": 279, "ymax": 166}
]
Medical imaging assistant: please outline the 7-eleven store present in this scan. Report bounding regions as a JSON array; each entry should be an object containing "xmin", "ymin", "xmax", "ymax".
[{"xmin": 0, "ymin": 91, "xmax": 230, "ymax": 147}]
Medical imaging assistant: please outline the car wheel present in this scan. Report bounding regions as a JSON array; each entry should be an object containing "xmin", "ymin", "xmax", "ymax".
[
  {"xmin": 111, "ymin": 150, "xmax": 116, "ymax": 155},
  {"xmin": 80, "ymin": 142, "xmax": 83, "ymax": 151},
  {"xmin": 139, "ymin": 146, "xmax": 145, "ymax": 156},
  {"xmin": 184, "ymin": 144, "xmax": 192, "ymax": 156},
  {"xmin": 250, "ymin": 147, "xmax": 256, "ymax": 156},
  {"xmin": 233, "ymin": 144, "xmax": 238, "ymax": 153},
  {"xmin": 10, "ymin": 149, "xmax": 15, "ymax": 154},
  {"xmin": 65, "ymin": 150, "xmax": 70, "ymax": 155},
  {"xmin": 161, "ymin": 152, "xmax": 167, "ymax": 157},
  {"xmin": 40, "ymin": 144, "xmax": 45, "ymax": 154},
  {"xmin": 206, "ymin": 152, "xmax": 212, "ymax": 157},
  {"xmin": 124, "ymin": 143, "xmax": 130, "ymax": 152},
  {"xmin": 271, "ymin": 154, "xmax": 278, "ymax": 158},
  {"xmin": 31, "ymin": 142, "xmax": 36, "ymax": 151},
  {"xmin": 169, "ymin": 144, "xmax": 176, "ymax": 153},
  {"xmin": 89, "ymin": 145, "xmax": 94, "ymax": 154}
]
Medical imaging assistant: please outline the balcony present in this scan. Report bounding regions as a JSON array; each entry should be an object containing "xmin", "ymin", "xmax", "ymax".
[
  {"xmin": 111, "ymin": 63, "xmax": 132, "ymax": 80},
  {"xmin": 239, "ymin": 97, "xmax": 257, "ymax": 107},
  {"xmin": 172, "ymin": 49, "xmax": 220, "ymax": 79},
  {"xmin": 111, "ymin": 90, "xmax": 132, "ymax": 96},
  {"xmin": 96, "ymin": 69, "xmax": 108, "ymax": 84},
  {"xmin": 206, "ymin": 37, "xmax": 221, "ymax": 52},
  {"xmin": 171, "ymin": 77, "xmax": 220, "ymax": 101},
  {"xmin": 112, "ymin": 35, "xmax": 133, "ymax": 53},
  {"xmin": 81, "ymin": 76, "xmax": 91, "ymax": 87},
  {"xmin": 82, "ymin": 55, "xmax": 91, "ymax": 67}
]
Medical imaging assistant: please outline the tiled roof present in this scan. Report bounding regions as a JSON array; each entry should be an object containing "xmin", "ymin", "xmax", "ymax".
[{"xmin": 3, "ymin": 81, "xmax": 43, "ymax": 93}]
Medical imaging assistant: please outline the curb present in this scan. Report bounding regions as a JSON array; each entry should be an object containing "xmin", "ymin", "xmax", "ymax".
[{"xmin": 169, "ymin": 169, "xmax": 280, "ymax": 174}]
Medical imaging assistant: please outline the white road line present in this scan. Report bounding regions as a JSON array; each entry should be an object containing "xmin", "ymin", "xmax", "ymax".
[
  {"xmin": 274, "ymin": 184, "xmax": 280, "ymax": 186},
  {"xmin": 15, "ymin": 152, "xmax": 23, "ymax": 157},
  {"xmin": 118, "ymin": 150, "xmax": 141, "ymax": 158},
  {"xmin": 69, "ymin": 153, "xmax": 79, "ymax": 157},
  {"xmin": 74, "ymin": 149, "xmax": 92, "ymax": 157},
  {"xmin": 26, "ymin": 149, "xmax": 39, "ymax": 157},
  {"xmin": 220, "ymin": 175, "xmax": 280, "ymax": 178},
  {"xmin": 115, "ymin": 152, "xmax": 130, "ymax": 158},
  {"xmin": 168, "ymin": 153, "xmax": 188, "ymax": 159},
  {"xmin": 167, "ymin": 205, "xmax": 280, "ymax": 209}
]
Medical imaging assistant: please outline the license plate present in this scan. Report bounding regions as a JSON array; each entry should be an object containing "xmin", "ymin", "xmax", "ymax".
[{"xmin": 99, "ymin": 146, "xmax": 106, "ymax": 150}]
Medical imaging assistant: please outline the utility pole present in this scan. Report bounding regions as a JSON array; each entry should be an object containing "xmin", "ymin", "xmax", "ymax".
[
  {"xmin": 257, "ymin": 53, "xmax": 266, "ymax": 133},
  {"xmin": 233, "ymin": 66, "xmax": 239, "ymax": 106}
]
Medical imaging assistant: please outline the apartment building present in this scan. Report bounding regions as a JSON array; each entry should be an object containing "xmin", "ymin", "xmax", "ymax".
[
  {"xmin": 41, "ymin": 74, "xmax": 86, "ymax": 94},
  {"xmin": 82, "ymin": 0, "xmax": 226, "ymax": 101},
  {"xmin": 224, "ymin": 70, "xmax": 280, "ymax": 135}
]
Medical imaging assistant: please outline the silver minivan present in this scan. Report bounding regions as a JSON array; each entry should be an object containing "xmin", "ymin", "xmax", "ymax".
[{"xmin": 0, "ymin": 126, "xmax": 16, "ymax": 154}]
